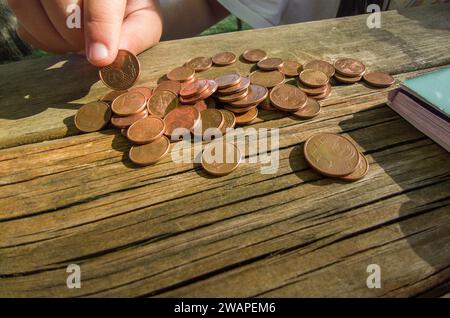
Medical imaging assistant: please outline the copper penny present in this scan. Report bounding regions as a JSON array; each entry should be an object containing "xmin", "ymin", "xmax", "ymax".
[
  {"xmin": 224, "ymin": 104, "xmax": 257, "ymax": 114},
  {"xmin": 127, "ymin": 116, "xmax": 166, "ymax": 144},
  {"xmin": 197, "ymin": 109, "xmax": 225, "ymax": 138},
  {"xmin": 129, "ymin": 136, "xmax": 171, "ymax": 166},
  {"xmin": 257, "ymin": 58, "xmax": 284, "ymax": 71},
  {"xmin": 303, "ymin": 60, "xmax": 335, "ymax": 78},
  {"xmin": 304, "ymin": 133, "xmax": 360, "ymax": 177},
  {"xmin": 270, "ymin": 84, "xmax": 307, "ymax": 112},
  {"xmin": 230, "ymin": 85, "xmax": 268, "ymax": 108},
  {"xmin": 111, "ymin": 109, "xmax": 149, "ymax": 129},
  {"xmin": 340, "ymin": 152, "xmax": 369, "ymax": 181},
  {"xmin": 311, "ymin": 84, "xmax": 332, "ymax": 100},
  {"xmin": 186, "ymin": 57, "xmax": 213, "ymax": 72},
  {"xmin": 99, "ymin": 50, "xmax": 140, "ymax": 90},
  {"xmin": 101, "ymin": 90, "xmax": 128, "ymax": 104},
  {"xmin": 298, "ymin": 82, "xmax": 328, "ymax": 96},
  {"xmin": 212, "ymin": 52, "xmax": 237, "ymax": 66},
  {"xmin": 279, "ymin": 60, "xmax": 302, "ymax": 77},
  {"xmin": 75, "ymin": 101, "xmax": 111, "ymax": 133},
  {"xmin": 293, "ymin": 98, "xmax": 321, "ymax": 119},
  {"xmin": 154, "ymin": 80, "xmax": 181, "ymax": 95},
  {"xmin": 299, "ymin": 69, "xmax": 329, "ymax": 88},
  {"xmin": 180, "ymin": 79, "xmax": 209, "ymax": 98},
  {"xmin": 147, "ymin": 90, "xmax": 178, "ymax": 118},
  {"xmin": 219, "ymin": 109, "xmax": 236, "ymax": 134},
  {"xmin": 164, "ymin": 106, "xmax": 200, "ymax": 137},
  {"xmin": 334, "ymin": 73, "xmax": 362, "ymax": 85},
  {"xmin": 216, "ymin": 77, "xmax": 251, "ymax": 96},
  {"xmin": 179, "ymin": 80, "xmax": 218, "ymax": 104},
  {"xmin": 129, "ymin": 87, "xmax": 153, "ymax": 101},
  {"xmin": 250, "ymin": 70, "xmax": 285, "ymax": 88},
  {"xmin": 363, "ymin": 72, "xmax": 395, "ymax": 88},
  {"xmin": 242, "ymin": 49, "xmax": 268, "ymax": 63},
  {"xmin": 217, "ymin": 88, "xmax": 249, "ymax": 103},
  {"xmin": 202, "ymin": 141, "xmax": 242, "ymax": 177},
  {"xmin": 167, "ymin": 66, "xmax": 195, "ymax": 82},
  {"xmin": 215, "ymin": 73, "xmax": 241, "ymax": 89},
  {"xmin": 235, "ymin": 107, "xmax": 258, "ymax": 125},
  {"xmin": 334, "ymin": 58, "xmax": 366, "ymax": 77},
  {"xmin": 111, "ymin": 91, "xmax": 147, "ymax": 116}
]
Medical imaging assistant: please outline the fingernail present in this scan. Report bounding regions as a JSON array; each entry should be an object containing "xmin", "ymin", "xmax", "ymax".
[{"xmin": 88, "ymin": 42, "xmax": 109, "ymax": 62}]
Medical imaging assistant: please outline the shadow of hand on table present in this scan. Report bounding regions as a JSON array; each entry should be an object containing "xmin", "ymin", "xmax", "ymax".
[{"xmin": 0, "ymin": 54, "xmax": 98, "ymax": 120}]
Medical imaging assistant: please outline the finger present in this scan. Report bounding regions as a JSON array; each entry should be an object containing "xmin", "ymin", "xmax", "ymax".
[
  {"xmin": 40, "ymin": 0, "xmax": 85, "ymax": 52},
  {"xmin": 16, "ymin": 25, "xmax": 55, "ymax": 53},
  {"xmin": 84, "ymin": 0, "xmax": 126, "ymax": 66},
  {"xmin": 119, "ymin": 0, "xmax": 163, "ymax": 55},
  {"xmin": 7, "ymin": 0, "xmax": 77, "ymax": 53}
]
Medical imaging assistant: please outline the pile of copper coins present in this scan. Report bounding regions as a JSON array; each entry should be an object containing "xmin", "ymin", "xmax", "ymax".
[{"xmin": 74, "ymin": 48, "xmax": 394, "ymax": 178}]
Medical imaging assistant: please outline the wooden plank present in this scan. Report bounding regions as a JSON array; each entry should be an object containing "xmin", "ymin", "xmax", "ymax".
[{"xmin": 0, "ymin": 5, "xmax": 450, "ymax": 149}]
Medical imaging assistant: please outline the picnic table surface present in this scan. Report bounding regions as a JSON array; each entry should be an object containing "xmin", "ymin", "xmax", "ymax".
[{"xmin": 0, "ymin": 5, "xmax": 449, "ymax": 297}]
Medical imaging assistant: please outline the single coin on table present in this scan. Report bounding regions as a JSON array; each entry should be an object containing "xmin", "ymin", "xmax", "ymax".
[
  {"xmin": 111, "ymin": 91, "xmax": 147, "ymax": 116},
  {"xmin": 230, "ymin": 85, "xmax": 269, "ymax": 108},
  {"xmin": 299, "ymin": 69, "xmax": 329, "ymax": 88},
  {"xmin": 180, "ymin": 79, "xmax": 209, "ymax": 98},
  {"xmin": 303, "ymin": 60, "xmax": 336, "ymax": 78},
  {"xmin": 219, "ymin": 109, "xmax": 236, "ymax": 134},
  {"xmin": 129, "ymin": 136, "xmax": 171, "ymax": 166},
  {"xmin": 334, "ymin": 58, "xmax": 366, "ymax": 77},
  {"xmin": 334, "ymin": 73, "xmax": 362, "ymax": 85},
  {"xmin": 363, "ymin": 72, "xmax": 395, "ymax": 88},
  {"xmin": 279, "ymin": 60, "xmax": 302, "ymax": 77},
  {"xmin": 304, "ymin": 133, "xmax": 361, "ymax": 177},
  {"xmin": 212, "ymin": 52, "xmax": 237, "ymax": 66},
  {"xmin": 270, "ymin": 84, "xmax": 307, "ymax": 112},
  {"xmin": 216, "ymin": 77, "xmax": 251, "ymax": 96},
  {"xmin": 167, "ymin": 66, "xmax": 195, "ymax": 82},
  {"xmin": 201, "ymin": 141, "xmax": 242, "ymax": 177},
  {"xmin": 101, "ymin": 90, "xmax": 128, "ymax": 104},
  {"xmin": 129, "ymin": 87, "xmax": 153, "ymax": 101},
  {"xmin": 99, "ymin": 50, "xmax": 140, "ymax": 90},
  {"xmin": 196, "ymin": 109, "xmax": 225, "ymax": 139},
  {"xmin": 147, "ymin": 90, "xmax": 179, "ymax": 118},
  {"xmin": 75, "ymin": 101, "xmax": 112, "ymax": 133},
  {"xmin": 185, "ymin": 56, "xmax": 213, "ymax": 72},
  {"xmin": 154, "ymin": 80, "xmax": 181, "ymax": 95},
  {"xmin": 180, "ymin": 80, "xmax": 218, "ymax": 104},
  {"xmin": 340, "ymin": 152, "xmax": 370, "ymax": 181},
  {"xmin": 257, "ymin": 57, "xmax": 284, "ymax": 71},
  {"xmin": 235, "ymin": 107, "xmax": 259, "ymax": 125},
  {"xmin": 127, "ymin": 116, "xmax": 166, "ymax": 144},
  {"xmin": 293, "ymin": 98, "xmax": 321, "ymax": 119},
  {"xmin": 298, "ymin": 81, "xmax": 329, "ymax": 96},
  {"xmin": 111, "ymin": 109, "xmax": 149, "ymax": 129},
  {"xmin": 164, "ymin": 106, "xmax": 201, "ymax": 138},
  {"xmin": 242, "ymin": 49, "xmax": 268, "ymax": 63},
  {"xmin": 215, "ymin": 73, "xmax": 242, "ymax": 89},
  {"xmin": 250, "ymin": 70, "xmax": 285, "ymax": 88}
]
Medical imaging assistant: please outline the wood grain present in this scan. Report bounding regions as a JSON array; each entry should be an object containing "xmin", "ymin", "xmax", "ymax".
[{"xmin": 0, "ymin": 5, "xmax": 449, "ymax": 298}]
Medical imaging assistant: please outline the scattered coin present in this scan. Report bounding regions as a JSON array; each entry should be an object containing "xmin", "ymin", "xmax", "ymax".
[
  {"xmin": 111, "ymin": 109, "xmax": 149, "ymax": 129},
  {"xmin": 180, "ymin": 79, "xmax": 209, "ymax": 98},
  {"xmin": 250, "ymin": 70, "xmax": 285, "ymax": 88},
  {"xmin": 154, "ymin": 80, "xmax": 181, "ymax": 95},
  {"xmin": 99, "ymin": 50, "xmax": 140, "ymax": 90},
  {"xmin": 186, "ymin": 57, "xmax": 213, "ymax": 72},
  {"xmin": 279, "ymin": 60, "xmax": 302, "ymax": 77},
  {"xmin": 147, "ymin": 90, "xmax": 179, "ymax": 118},
  {"xmin": 363, "ymin": 72, "xmax": 395, "ymax": 88},
  {"xmin": 111, "ymin": 91, "xmax": 147, "ymax": 116},
  {"xmin": 242, "ymin": 49, "xmax": 268, "ymax": 63},
  {"xmin": 129, "ymin": 136, "xmax": 171, "ymax": 166},
  {"xmin": 217, "ymin": 77, "xmax": 251, "ymax": 96},
  {"xmin": 167, "ymin": 66, "xmax": 195, "ymax": 82},
  {"xmin": 334, "ymin": 73, "xmax": 362, "ymax": 85},
  {"xmin": 293, "ymin": 98, "xmax": 321, "ymax": 119},
  {"xmin": 212, "ymin": 52, "xmax": 237, "ymax": 66},
  {"xmin": 127, "ymin": 116, "xmax": 166, "ymax": 144},
  {"xmin": 257, "ymin": 57, "xmax": 284, "ymax": 71},
  {"xmin": 101, "ymin": 90, "xmax": 128, "ymax": 104},
  {"xmin": 179, "ymin": 80, "xmax": 218, "ymax": 104},
  {"xmin": 197, "ymin": 109, "xmax": 225, "ymax": 139},
  {"xmin": 230, "ymin": 85, "xmax": 268, "ymax": 107},
  {"xmin": 129, "ymin": 87, "xmax": 153, "ymax": 101},
  {"xmin": 334, "ymin": 58, "xmax": 366, "ymax": 77},
  {"xmin": 75, "ymin": 101, "xmax": 112, "ymax": 133},
  {"xmin": 303, "ymin": 60, "xmax": 335, "ymax": 78},
  {"xmin": 201, "ymin": 141, "xmax": 242, "ymax": 176},
  {"xmin": 270, "ymin": 84, "xmax": 308, "ymax": 112},
  {"xmin": 340, "ymin": 152, "xmax": 370, "ymax": 181},
  {"xmin": 299, "ymin": 69, "xmax": 329, "ymax": 88},
  {"xmin": 304, "ymin": 133, "xmax": 361, "ymax": 177},
  {"xmin": 164, "ymin": 106, "xmax": 200, "ymax": 137},
  {"xmin": 215, "ymin": 73, "xmax": 241, "ymax": 89},
  {"xmin": 235, "ymin": 107, "xmax": 258, "ymax": 125},
  {"xmin": 219, "ymin": 109, "xmax": 236, "ymax": 134}
]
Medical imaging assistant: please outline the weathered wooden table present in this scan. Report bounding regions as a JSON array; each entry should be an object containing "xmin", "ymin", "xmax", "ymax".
[{"xmin": 1, "ymin": 5, "xmax": 449, "ymax": 298}]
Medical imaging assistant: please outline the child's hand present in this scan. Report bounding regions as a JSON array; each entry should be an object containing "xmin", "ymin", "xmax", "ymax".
[{"xmin": 8, "ymin": 0, "xmax": 163, "ymax": 66}]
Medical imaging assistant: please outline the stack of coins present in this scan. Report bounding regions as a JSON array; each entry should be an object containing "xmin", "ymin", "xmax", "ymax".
[
  {"xmin": 299, "ymin": 60, "xmax": 334, "ymax": 100},
  {"xmin": 304, "ymin": 133, "xmax": 370, "ymax": 182},
  {"xmin": 333, "ymin": 58, "xmax": 395, "ymax": 88}
]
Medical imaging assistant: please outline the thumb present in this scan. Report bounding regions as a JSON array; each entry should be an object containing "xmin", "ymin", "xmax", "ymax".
[{"xmin": 84, "ymin": 0, "xmax": 126, "ymax": 67}]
